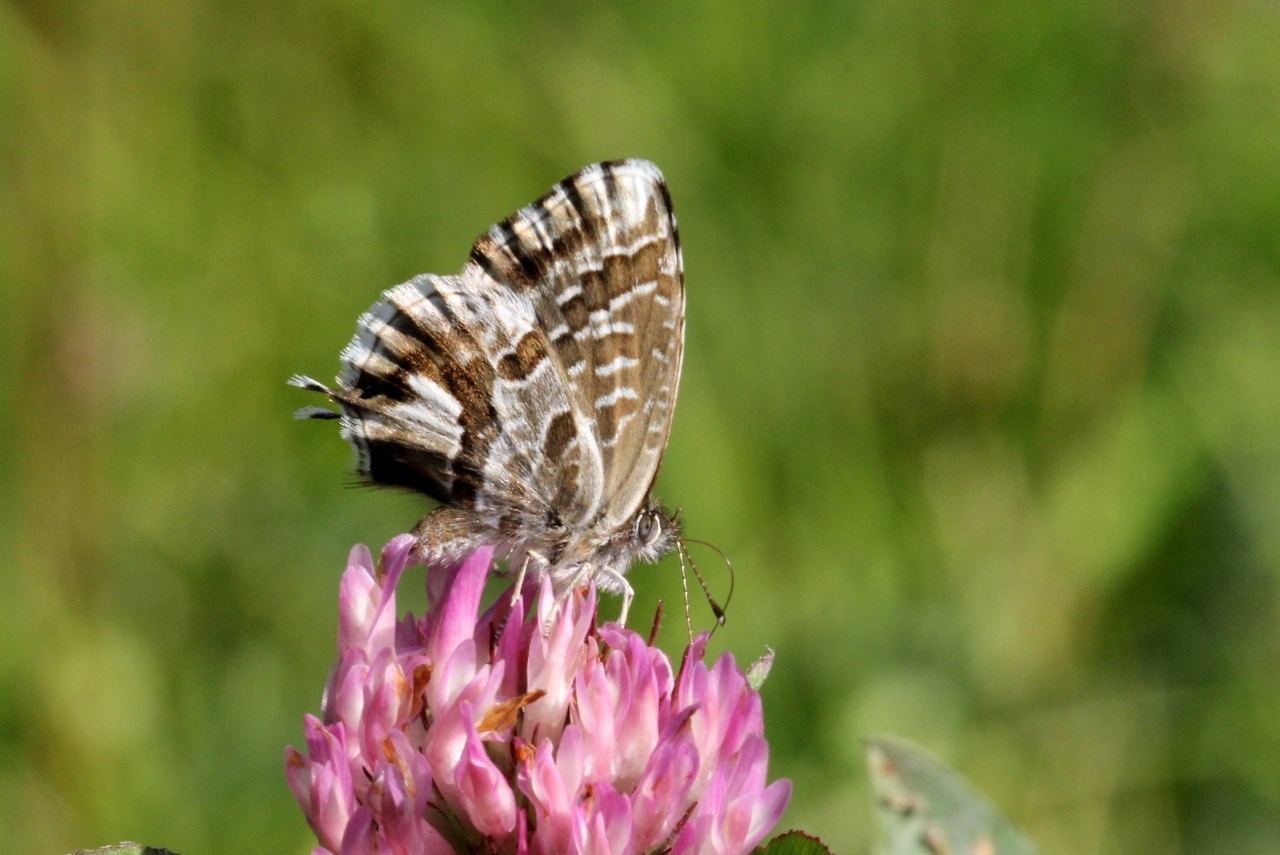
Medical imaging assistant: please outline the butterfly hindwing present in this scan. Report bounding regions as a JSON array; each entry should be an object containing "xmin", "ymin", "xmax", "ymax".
[{"xmin": 314, "ymin": 272, "xmax": 604, "ymax": 529}]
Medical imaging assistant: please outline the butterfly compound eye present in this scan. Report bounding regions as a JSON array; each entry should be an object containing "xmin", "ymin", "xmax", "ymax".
[{"xmin": 636, "ymin": 512, "xmax": 661, "ymax": 547}]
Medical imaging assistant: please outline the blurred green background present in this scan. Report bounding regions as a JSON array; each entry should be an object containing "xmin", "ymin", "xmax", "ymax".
[{"xmin": 4, "ymin": 1, "xmax": 1280, "ymax": 853}]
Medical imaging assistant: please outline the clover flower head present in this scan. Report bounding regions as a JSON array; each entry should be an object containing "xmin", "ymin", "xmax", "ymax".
[{"xmin": 286, "ymin": 535, "xmax": 791, "ymax": 855}]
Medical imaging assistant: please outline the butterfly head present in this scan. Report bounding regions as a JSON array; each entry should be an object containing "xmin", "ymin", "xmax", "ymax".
[{"xmin": 630, "ymin": 503, "xmax": 678, "ymax": 564}]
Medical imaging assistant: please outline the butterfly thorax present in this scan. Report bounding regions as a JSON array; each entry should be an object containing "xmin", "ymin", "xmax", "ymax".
[
  {"xmin": 549, "ymin": 502, "xmax": 678, "ymax": 593},
  {"xmin": 412, "ymin": 500, "xmax": 677, "ymax": 595}
]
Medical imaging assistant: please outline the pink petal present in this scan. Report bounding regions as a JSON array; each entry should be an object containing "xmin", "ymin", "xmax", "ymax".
[
  {"xmin": 378, "ymin": 534, "xmax": 418, "ymax": 591},
  {"xmin": 723, "ymin": 737, "xmax": 791, "ymax": 851},
  {"xmin": 517, "ymin": 736, "xmax": 575, "ymax": 855},
  {"xmin": 570, "ymin": 785, "xmax": 632, "ymax": 855},
  {"xmin": 323, "ymin": 648, "xmax": 370, "ymax": 728},
  {"xmin": 358, "ymin": 650, "xmax": 409, "ymax": 759},
  {"xmin": 739, "ymin": 778, "xmax": 793, "ymax": 853},
  {"xmin": 363, "ymin": 735, "xmax": 452, "ymax": 855},
  {"xmin": 424, "ymin": 547, "xmax": 494, "ymax": 670},
  {"xmin": 681, "ymin": 737, "xmax": 792, "ymax": 855},
  {"xmin": 523, "ymin": 580, "xmax": 594, "ymax": 745},
  {"xmin": 676, "ymin": 650, "xmax": 766, "ymax": 800},
  {"xmin": 556, "ymin": 724, "xmax": 586, "ymax": 798},
  {"xmin": 454, "ymin": 704, "xmax": 518, "ymax": 837},
  {"xmin": 303, "ymin": 715, "xmax": 350, "ymax": 770},
  {"xmin": 287, "ymin": 719, "xmax": 357, "ymax": 853},
  {"xmin": 575, "ymin": 657, "xmax": 618, "ymax": 783},
  {"xmin": 427, "ymin": 637, "xmax": 479, "ymax": 715},
  {"xmin": 597, "ymin": 788, "xmax": 634, "ymax": 855},
  {"xmin": 338, "ymin": 807, "xmax": 378, "ymax": 855},
  {"xmin": 493, "ymin": 588, "xmax": 526, "ymax": 698},
  {"xmin": 630, "ymin": 734, "xmax": 699, "ymax": 850},
  {"xmin": 577, "ymin": 811, "xmax": 614, "ymax": 855},
  {"xmin": 602, "ymin": 629, "xmax": 671, "ymax": 788},
  {"xmin": 517, "ymin": 810, "xmax": 530, "ymax": 855},
  {"xmin": 422, "ymin": 663, "xmax": 502, "ymax": 807},
  {"xmin": 337, "ymin": 545, "xmax": 386, "ymax": 656}
]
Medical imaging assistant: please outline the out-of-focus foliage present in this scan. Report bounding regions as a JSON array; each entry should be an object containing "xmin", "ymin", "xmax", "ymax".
[
  {"xmin": 4, "ymin": 1, "xmax": 1280, "ymax": 853},
  {"xmin": 69, "ymin": 845, "xmax": 177, "ymax": 855},
  {"xmin": 868, "ymin": 737, "xmax": 1037, "ymax": 855}
]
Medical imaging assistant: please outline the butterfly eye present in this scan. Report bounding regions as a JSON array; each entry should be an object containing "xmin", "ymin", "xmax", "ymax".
[{"xmin": 636, "ymin": 512, "xmax": 661, "ymax": 546}]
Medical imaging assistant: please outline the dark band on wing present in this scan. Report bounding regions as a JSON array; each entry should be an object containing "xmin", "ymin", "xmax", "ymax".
[
  {"xmin": 472, "ymin": 213, "xmax": 574, "ymax": 295},
  {"xmin": 654, "ymin": 178, "xmax": 680, "ymax": 257},
  {"xmin": 595, "ymin": 392, "xmax": 642, "ymax": 448},
  {"xmin": 349, "ymin": 370, "xmax": 411, "ymax": 404},
  {"xmin": 469, "ymin": 160, "xmax": 647, "ymax": 294},
  {"xmin": 346, "ymin": 286, "xmax": 506, "ymax": 507},
  {"xmin": 497, "ymin": 330, "xmax": 549, "ymax": 382},
  {"xmin": 363, "ymin": 439, "xmax": 453, "ymax": 503},
  {"xmin": 559, "ymin": 177, "xmax": 599, "ymax": 245},
  {"xmin": 542, "ymin": 410, "xmax": 576, "ymax": 463},
  {"xmin": 601, "ymin": 161, "xmax": 621, "ymax": 208}
]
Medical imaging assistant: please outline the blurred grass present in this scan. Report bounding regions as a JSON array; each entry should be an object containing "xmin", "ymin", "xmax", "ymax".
[{"xmin": 4, "ymin": 1, "xmax": 1280, "ymax": 852}]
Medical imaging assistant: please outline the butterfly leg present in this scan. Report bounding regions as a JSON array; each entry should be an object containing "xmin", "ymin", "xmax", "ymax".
[
  {"xmin": 506, "ymin": 549, "xmax": 549, "ymax": 613},
  {"xmin": 596, "ymin": 566, "xmax": 635, "ymax": 627},
  {"xmin": 545, "ymin": 563, "xmax": 594, "ymax": 635},
  {"xmin": 509, "ymin": 552, "xmax": 532, "ymax": 607},
  {"xmin": 495, "ymin": 550, "xmax": 539, "ymax": 639}
]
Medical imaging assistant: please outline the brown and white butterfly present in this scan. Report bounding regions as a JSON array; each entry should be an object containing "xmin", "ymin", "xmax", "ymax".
[{"xmin": 292, "ymin": 160, "xmax": 684, "ymax": 623}]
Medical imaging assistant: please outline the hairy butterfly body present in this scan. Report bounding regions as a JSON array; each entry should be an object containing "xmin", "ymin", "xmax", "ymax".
[{"xmin": 292, "ymin": 160, "xmax": 684, "ymax": 621}]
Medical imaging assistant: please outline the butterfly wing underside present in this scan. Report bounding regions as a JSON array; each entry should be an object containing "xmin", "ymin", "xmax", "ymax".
[
  {"xmin": 468, "ymin": 160, "xmax": 686, "ymax": 533},
  {"xmin": 296, "ymin": 160, "xmax": 684, "ymax": 540}
]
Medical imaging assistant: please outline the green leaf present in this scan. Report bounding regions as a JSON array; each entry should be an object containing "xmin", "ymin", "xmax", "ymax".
[
  {"xmin": 867, "ymin": 737, "xmax": 1037, "ymax": 855},
  {"xmin": 755, "ymin": 829, "xmax": 835, "ymax": 855},
  {"xmin": 70, "ymin": 844, "xmax": 180, "ymax": 855}
]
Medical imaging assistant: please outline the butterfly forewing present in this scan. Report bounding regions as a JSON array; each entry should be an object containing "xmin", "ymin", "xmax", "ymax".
[{"xmin": 467, "ymin": 160, "xmax": 685, "ymax": 531}]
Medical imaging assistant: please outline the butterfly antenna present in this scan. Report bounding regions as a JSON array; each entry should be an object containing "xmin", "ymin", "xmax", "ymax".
[
  {"xmin": 679, "ymin": 538, "xmax": 727, "ymax": 630},
  {"xmin": 674, "ymin": 536, "xmax": 695, "ymax": 644},
  {"xmin": 680, "ymin": 538, "xmax": 734, "ymax": 629}
]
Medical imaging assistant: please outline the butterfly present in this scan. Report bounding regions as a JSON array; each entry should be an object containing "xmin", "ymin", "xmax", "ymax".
[{"xmin": 291, "ymin": 160, "xmax": 685, "ymax": 624}]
